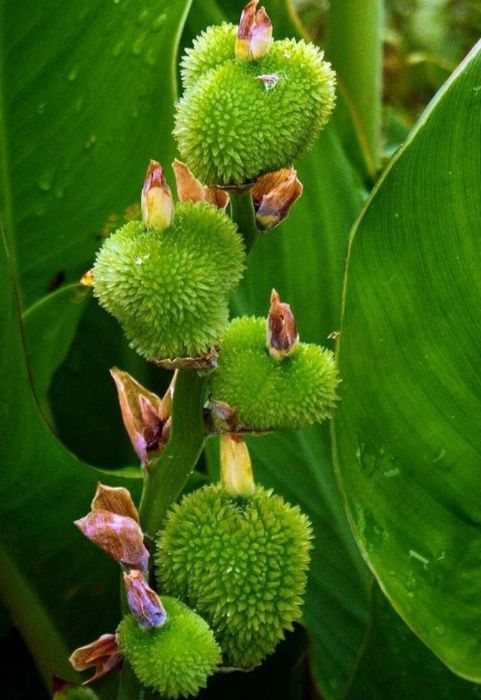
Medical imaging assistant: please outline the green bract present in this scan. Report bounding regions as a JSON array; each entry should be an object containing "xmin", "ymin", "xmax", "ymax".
[
  {"xmin": 117, "ymin": 597, "xmax": 221, "ymax": 698},
  {"xmin": 92, "ymin": 201, "xmax": 244, "ymax": 360},
  {"xmin": 209, "ymin": 316, "xmax": 339, "ymax": 430},
  {"xmin": 156, "ymin": 484, "xmax": 312, "ymax": 668},
  {"xmin": 175, "ymin": 25, "xmax": 336, "ymax": 185}
]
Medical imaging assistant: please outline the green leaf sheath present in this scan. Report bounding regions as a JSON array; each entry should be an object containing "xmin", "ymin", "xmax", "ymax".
[
  {"xmin": 334, "ymin": 40, "xmax": 481, "ymax": 681},
  {"xmin": 139, "ymin": 369, "xmax": 208, "ymax": 539},
  {"xmin": 0, "ymin": 0, "xmax": 192, "ymax": 307},
  {"xmin": 326, "ymin": 0, "xmax": 383, "ymax": 177}
]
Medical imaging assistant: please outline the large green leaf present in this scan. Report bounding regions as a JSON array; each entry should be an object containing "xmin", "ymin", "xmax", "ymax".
[
  {"xmin": 334, "ymin": 40, "xmax": 481, "ymax": 681},
  {"xmin": 2, "ymin": 0, "xmax": 191, "ymax": 307},
  {"xmin": 23, "ymin": 285, "xmax": 87, "ymax": 425},
  {"xmin": 0, "ymin": 0, "xmax": 191, "ymax": 691},
  {"xmin": 347, "ymin": 586, "xmax": 481, "ymax": 699},
  {"xmin": 0, "ymin": 227, "xmax": 143, "ymax": 688}
]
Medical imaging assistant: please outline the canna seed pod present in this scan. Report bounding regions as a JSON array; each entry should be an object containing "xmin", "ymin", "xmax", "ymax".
[
  {"xmin": 155, "ymin": 483, "xmax": 312, "ymax": 669},
  {"xmin": 175, "ymin": 14, "xmax": 335, "ymax": 186},
  {"xmin": 117, "ymin": 597, "xmax": 221, "ymax": 698},
  {"xmin": 92, "ymin": 201, "xmax": 244, "ymax": 362},
  {"xmin": 208, "ymin": 316, "xmax": 339, "ymax": 431}
]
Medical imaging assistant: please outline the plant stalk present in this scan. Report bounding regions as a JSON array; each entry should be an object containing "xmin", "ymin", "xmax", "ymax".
[
  {"xmin": 229, "ymin": 188, "xmax": 258, "ymax": 253},
  {"xmin": 139, "ymin": 368, "xmax": 207, "ymax": 539}
]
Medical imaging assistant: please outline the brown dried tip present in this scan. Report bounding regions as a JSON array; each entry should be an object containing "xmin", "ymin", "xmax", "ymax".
[
  {"xmin": 173, "ymin": 159, "xmax": 229, "ymax": 210},
  {"xmin": 252, "ymin": 167, "xmax": 303, "ymax": 231},
  {"xmin": 220, "ymin": 433, "xmax": 255, "ymax": 497},
  {"xmin": 69, "ymin": 633, "xmax": 121, "ymax": 685},
  {"xmin": 75, "ymin": 509, "xmax": 149, "ymax": 571},
  {"xmin": 91, "ymin": 483, "xmax": 139, "ymax": 523},
  {"xmin": 266, "ymin": 289, "xmax": 299, "ymax": 359},
  {"xmin": 236, "ymin": 0, "xmax": 272, "ymax": 61},
  {"xmin": 123, "ymin": 570, "xmax": 167, "ymax": 629},
  {"xmin": 141, "ymin": 159, "xmax": 173, "ymax": 230},
  {"xmin": 153, "ymin": 347, "xmax": 219, "ymax": 370},
  {"xmin": 80, "ymin": 270, "xmax": 94, "ymax": 287},
  {"xmin": 110, "ymin": 368, "xmax": 171, "ymax": 466}
]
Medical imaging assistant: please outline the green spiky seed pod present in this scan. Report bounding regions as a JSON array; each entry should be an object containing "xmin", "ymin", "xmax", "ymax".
[
  {"xmin": 117, "ymin": 597, "xmax": 221, "ymax": 698},
  {"xmin": 175, "ymin": 26, "xmax": 335, "ymax": 185},
  {"xmin": 181, "ymin": 24, "xmax": 236, "ymax": 90},
  {"xmin": 156, "ymin": 484, "xmax": 312, "ymax": 668},
  {"xmin": 92, "ymin": 202, "xmax": 244, "ymax": 360},
  {"xmin": 209, "ymin": 316, "xmax": 339, "ymax": 430}
]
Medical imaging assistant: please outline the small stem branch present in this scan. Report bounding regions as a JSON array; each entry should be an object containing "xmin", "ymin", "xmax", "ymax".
[
  {"xmin": 229, "ymin": 189, "xmax": 258, "ymax": 253},
  {"xmin": 139, "ymin": 368, "xmax": 207, "ymax": 539}
]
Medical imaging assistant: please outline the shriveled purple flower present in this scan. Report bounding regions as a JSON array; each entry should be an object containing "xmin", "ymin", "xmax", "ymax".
[{"xmin": 123, "ymin": 570, "xmax": 167, "ymax": 628}]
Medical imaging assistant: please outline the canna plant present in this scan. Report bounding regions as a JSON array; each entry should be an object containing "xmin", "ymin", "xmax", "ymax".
[
  {"xmin": 2, "ymin": 0, "xmax": 481, "ymax": 699},
  {"xmin": 66, "ymin": 3, "xmax": 340, "ymax": 695}
]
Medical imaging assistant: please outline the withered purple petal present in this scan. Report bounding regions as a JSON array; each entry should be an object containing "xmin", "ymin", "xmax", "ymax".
[{"xmin": 123, "ymin": 570, "xmax": 167, "ymax": 629}]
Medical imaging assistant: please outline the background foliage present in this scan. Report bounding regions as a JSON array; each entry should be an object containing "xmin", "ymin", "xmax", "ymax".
[{"xmin": 1, "ymin": 0, "xmax": 481, "ymax": 698}]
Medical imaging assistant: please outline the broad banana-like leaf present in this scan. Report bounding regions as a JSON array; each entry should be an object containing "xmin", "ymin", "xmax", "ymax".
[
  {"xmin": 334, "ymin": 40, "xmax": 481, "ymax": 681},
  {"xmin": 0, "ymin": 0, "xmax": 192, "ymax": 691}
]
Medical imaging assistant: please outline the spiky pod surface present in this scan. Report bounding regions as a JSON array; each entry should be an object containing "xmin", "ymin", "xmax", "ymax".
[
  {"xmin": 117, "ymin": 597, "xmax": 221, "ymax": 698},
  {"xmin": 181, "ymin": 23, "xmax": 237, "ymax": 90},
  {"xmin": 175, "ymin": 24, "xmax": 336, "ymax": 185},
  {"xmin": 209, "ymin": 316, "xmax": 339, "ymax": 430},
  {"xmin": 92, "ymin": 202, "xmax": 244, "ymax": 360},
  {"xmin": 156, "ymin": 484, "xmax": 312, "ymax": 668}
]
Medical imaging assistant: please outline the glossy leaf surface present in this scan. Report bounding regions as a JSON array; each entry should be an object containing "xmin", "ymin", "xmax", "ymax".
[
  {"xmin": 334, "ymin": 41, "xmax": 481, "ymax": 680},
  {"xmin": 0, "ymin": 0, "xmax": 191, "ymax": 691},
  {"xmin": 2, "ymin": 0, "xmax": 191, "ymax": 307}
]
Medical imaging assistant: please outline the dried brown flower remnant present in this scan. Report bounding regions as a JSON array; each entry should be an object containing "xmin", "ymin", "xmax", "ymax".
[
  {"xmin": 252, "ymin": 167, "xmax": 303, "ymax": 230},
  {"xmin": 266, "ymin": 289, "xmax": 299, "ymax": 359},
  {"xmin": 91, "ymin": 483, "xmax": 139, "ymax": 523},
  {"xmin": 110, "ymin": 368, "xmax": 172, "ymax": 466},
  {"xmin": 173, "ymin": 159, "xmax": 229, "ymax": 209},
  {"xmin": 74, "ymin": 510, "xmax": 149, "ymax": 571},
  {"xmin": 69, "ymin": 633, "xmax": 121, "ymax": 684},
  {"xmin": 236, "ymin": 0, "xmax": 272, "ymax": 61}
]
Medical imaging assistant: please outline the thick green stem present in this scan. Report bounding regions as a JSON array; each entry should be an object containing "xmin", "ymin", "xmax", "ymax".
[
  {"xmin": 326, "ymin": 0, "xmax": 383, "ymax": 173},
  {"xmin": 118, "ymin": 661, "xmax": 158, "ymax": 700},
  {"xmin": 139, "ymin": 368, "xmax": 207, "ymax": 539},
  {"xmin": 229, "ymin": 189, "xmax": 258, "ymax": 253}
]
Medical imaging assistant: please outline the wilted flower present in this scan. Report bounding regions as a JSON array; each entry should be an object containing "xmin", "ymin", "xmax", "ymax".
[
  {"xmin": 123, "ymin": 570, "xmax": 167, "ymax": 628},
  {"xmin": 141, "ymin": 160, "xmax": 173, "ymax": 230},
  {"xmin": 74, "ymin": 483, "xmax": 149, "ymax": 571},
  {"xmin": 235, "ymin": 0, "xmax": 273, "ymax": 61},
  {"xmin": 266, "ymin": 288, "xmax": 299, "ymax": 359},
  {"xmin": 69, "ymin": 634, "xmax": 121, "ymax": 684}
]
